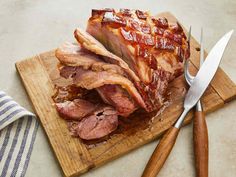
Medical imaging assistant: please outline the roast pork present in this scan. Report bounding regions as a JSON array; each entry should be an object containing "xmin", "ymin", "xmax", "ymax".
[{"xmin": 53, "ymin": 8, "xmax": 190, "ymax": 140}]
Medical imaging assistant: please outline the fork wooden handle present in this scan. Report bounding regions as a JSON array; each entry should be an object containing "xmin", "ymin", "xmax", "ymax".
[
  {"xmin": 142, "ymin": 127, "xmax": 180, "ymax": 177},
  {"xmin": 193, "ymin": 111, "xmax": 208, "ymax": 177}
]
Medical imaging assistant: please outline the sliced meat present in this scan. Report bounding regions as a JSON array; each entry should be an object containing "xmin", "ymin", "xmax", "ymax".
[
  {"xmin": 97, "ymin": 85, "xmax": 137, "ymax": 117},
  {"xmin": 74, "ymin": 28, "xmax": 140, "ymax": 82},
  {"xmin": 55, "ymin": 42, "xmax": 100, "ymax": 68},
  {"xmin": 56, "ymin": 42, "xmax": 146, "ymax": 116},
  {"xmin": 60, "ymin": 66, "xmax": 146, "ymax": 110},
  {"xmin": 56, "ymin": 42, "xmax": 124, "ymax": 75},
  {"xmin": 69, "ymin": 106, "xmax": 118, "ymax": 140},
  {"xmin": 55, "ymin": 99, "xmax": 97, "ymax": 120}
]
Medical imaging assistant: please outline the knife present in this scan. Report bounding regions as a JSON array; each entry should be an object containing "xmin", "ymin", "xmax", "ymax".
[{"xmin": 142, "ymin": 30, "xmax": 234, "ymax": 177}]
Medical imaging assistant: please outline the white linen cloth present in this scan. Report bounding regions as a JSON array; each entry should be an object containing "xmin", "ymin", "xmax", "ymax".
[{"xmin": 0, "ymin": 91, "xmax": 39, "ymax": 177}]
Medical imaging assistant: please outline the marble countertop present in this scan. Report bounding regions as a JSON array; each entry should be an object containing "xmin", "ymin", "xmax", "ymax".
[{"xmin": 0, "ymin": 0, "xmax": 235, "ymax": 177}]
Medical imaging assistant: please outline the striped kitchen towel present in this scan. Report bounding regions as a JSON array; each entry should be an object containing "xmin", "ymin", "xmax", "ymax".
[{"xmin": 0, "ymin": 91, "xmax": 39, "ymax": 177}]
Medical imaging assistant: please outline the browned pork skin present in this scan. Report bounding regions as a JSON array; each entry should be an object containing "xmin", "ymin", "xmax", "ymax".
[{"xmin": 87, "ymin": 8, "xmax": 190, "ymax": 111}]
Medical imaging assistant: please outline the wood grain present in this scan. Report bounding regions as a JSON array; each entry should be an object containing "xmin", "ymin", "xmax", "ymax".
[
  {"xmin": 193, "ymin": 111, "xmax": 209, "ymax": 177},
  {"xmin": 15, "ymin": 12, "xmax": 236, "ymax": 177}
]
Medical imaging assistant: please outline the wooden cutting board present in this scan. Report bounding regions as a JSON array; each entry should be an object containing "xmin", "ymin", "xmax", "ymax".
[{"xmin": 16, "ymin": 12, "xmax": 236, "ymax": 177}]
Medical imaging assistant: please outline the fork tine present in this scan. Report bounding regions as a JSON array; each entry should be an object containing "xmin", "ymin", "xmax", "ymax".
[
  {"xmin": 188, "ymin": 26, "xmax": 192, "ymax": 43},
  {"xmin": 184, "ymin": 26, "xmax": 194, "ymax": 84},
  {"xmin": 184, "ymin": 58, "xmax": 194, "ymax": 84},
  {"xmin": 200, "ymin": 28, "xmax": 204, "ymax": 66},
  {"xmin": 184, "ymin": 26, "xmax": 191, "ymax": 64}
]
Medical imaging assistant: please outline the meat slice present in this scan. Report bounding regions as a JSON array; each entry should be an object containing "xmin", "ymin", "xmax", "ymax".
[
  {"xmin": 56, "ymin": 42, "xmax": 125, "ymax": 75},
  {"xmin": 55, "ymin": 42, "xmax": 100, "ymax": 68},
  {"xmin": 86, "ymin": 9, "xmax": 190, "ymax": 111},
  {"xmin": 55, "ymin": 99, "xmax": 97, "ymax": 120},
  {"xmin": 60, "ymin": 66, "xmax": 146, "ymax": 111},
  {"xmin": 69, "ymin": 106, "xmax": 118, "ymax": 140},
  {"xmin": 97, "ymin": 85, "xmax": 137, "ymax": 117},
  {"xmin": 74, "ymin": 28, "xmax": 140, "ymax": 82}
]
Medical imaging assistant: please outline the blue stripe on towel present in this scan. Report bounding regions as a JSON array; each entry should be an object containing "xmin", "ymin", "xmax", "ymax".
[
  {"xmin": 1, "ymin": 119, "xmax": 24, "ymax": 177},
  {"xmin": 0, "ymin": 103, "xmax": 18, "ymax": 116},
  {"xmin": 0, "ymin": 94, "xmax": 6, "ymax": 99},
  {"xmin": 0, "ymin": 98, "xmax": 12, "ymax": 107},
  {"xmin": 0, "ymin": 92, "xmax": 39, "ymax": 177},
  {"xmin": 0, "ymin": 124, "xmax": 13, "ymax": 162},
  {"xmin": 20, "ymin": 117, "xmax": 39, "ymax": 177},
  {"xmin": 0, "ymin": 109, "xmax": 25, "ymax": 126},
  {"xmin": 10, "ymin": 117, "xmax": 33, "ymax": 177}
]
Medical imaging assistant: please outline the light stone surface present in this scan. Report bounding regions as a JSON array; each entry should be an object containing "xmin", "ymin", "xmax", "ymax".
[{"xmin": 0, "ymin": 0, "xmax": 235, "ymax": 177}]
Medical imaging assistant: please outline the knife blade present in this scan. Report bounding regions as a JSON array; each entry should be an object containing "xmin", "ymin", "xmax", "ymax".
[
  {"xmin": 185, "ymin": 29, "xmax": 233, "ymax": 108},
  {"xmin": 175, "ymin": 29, "xmax": 234, "ymax": 128}
]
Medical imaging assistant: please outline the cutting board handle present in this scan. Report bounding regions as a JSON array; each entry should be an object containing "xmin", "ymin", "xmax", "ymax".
[{"xmin": 142, "ymin": 127, "xmax": 180, "ymax": 177}]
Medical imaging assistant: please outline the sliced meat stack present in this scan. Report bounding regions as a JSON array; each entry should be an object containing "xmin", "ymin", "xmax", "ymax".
[{"xmin": 53, "ymin": 8, "xmax": 190, "ymax": 140}]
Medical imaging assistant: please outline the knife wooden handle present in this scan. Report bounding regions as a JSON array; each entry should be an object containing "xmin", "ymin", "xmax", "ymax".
[
  {"xmin": 142, "ymin": 127, "xmax": 180, "ymax": 177},
  {"xmin": 193, "ymin": 111, "xmax": 208, "ymax": 177}
]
